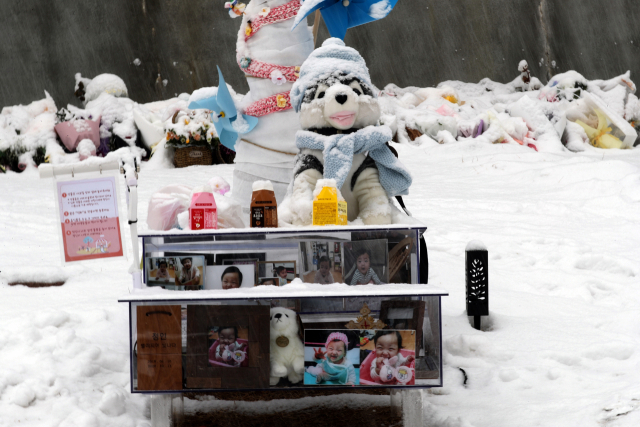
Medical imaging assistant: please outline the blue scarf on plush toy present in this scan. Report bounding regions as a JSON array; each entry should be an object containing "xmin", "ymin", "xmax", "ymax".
[{"xmin": 295, "ymin": 126, "xmax": 412, "ymax": 197}]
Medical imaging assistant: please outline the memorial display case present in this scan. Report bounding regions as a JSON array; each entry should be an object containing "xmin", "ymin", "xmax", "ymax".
[{"xmin": 119, "ymin": 225, "xmax": 447, "ymax": 393}]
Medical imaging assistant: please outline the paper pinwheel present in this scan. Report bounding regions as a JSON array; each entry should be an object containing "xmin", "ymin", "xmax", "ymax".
[
  {"xmin": 292, "ymin": 0, "xmax": 398, "ymax": 40},
  {"xmin": 188, "ymin": 66, "xmax": 258, "ymax": 151}
]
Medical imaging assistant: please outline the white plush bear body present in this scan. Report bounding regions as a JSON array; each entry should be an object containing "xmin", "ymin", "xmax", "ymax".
[{"xmin": 269, "ymin": 307, "xmax": 305, "ymax": 385}]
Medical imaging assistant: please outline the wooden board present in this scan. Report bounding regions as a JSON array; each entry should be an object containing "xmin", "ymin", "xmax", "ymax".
[
  {"xmin": 136, "ymin": 305, "xmax": 183, "ymax": 391},
  {"xmin": 186, "ymin": 305, "xmax": 270, "ymax": 390},
  {"xmin": 137, "ymin": 305, "xmax": 182, "ymax": 354},
  {"xmin": 137, "ymin": 354, "xmax": 183, "ymax": 391}
]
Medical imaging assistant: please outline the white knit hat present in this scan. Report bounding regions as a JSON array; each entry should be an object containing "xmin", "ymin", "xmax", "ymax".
[{"xmin": 290, "ymin": 38, "xmax": 375, "ymax": 112}]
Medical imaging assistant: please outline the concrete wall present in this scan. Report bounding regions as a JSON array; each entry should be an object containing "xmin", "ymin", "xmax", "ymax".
[{"xmin": 0, "ymin": 0, "xmax": 638, "ymax": 108}]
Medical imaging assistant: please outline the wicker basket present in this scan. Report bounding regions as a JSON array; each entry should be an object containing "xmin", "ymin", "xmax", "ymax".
[{"xmin": 173, "ymin": 145, "xmax": 213, "ymax": 168}]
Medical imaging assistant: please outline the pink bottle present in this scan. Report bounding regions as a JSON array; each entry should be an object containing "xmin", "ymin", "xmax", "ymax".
[{"xmin": 189, "ymin": 185, "xmax": 217, "ymax": 230}]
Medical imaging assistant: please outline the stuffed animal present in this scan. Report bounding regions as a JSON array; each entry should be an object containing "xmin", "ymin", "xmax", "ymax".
[
  {"xmin": 378, "ymin": 355, "xmax": 414, "ymax": 384},
  {"xmin": 279, "ymin": 38, "xmax": 412, "ymax": 226},
  {"xmin": 269, "ymin": 307, "xmax": 305, "ymax": 385},
  {"xmin": 372, "ymin": 352, "xmax": 415, "ymax": 385},
  {"xmin": 219, "ymin": 343, "xmax": 247, "ymax": 366}
]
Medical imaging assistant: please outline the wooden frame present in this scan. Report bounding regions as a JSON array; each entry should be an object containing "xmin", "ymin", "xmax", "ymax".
[
  {"xmin": 379, "ymin": 300, "xmax": 425, "ymax": 354},
  {"xmin": 186, "ymin": 305, "xmax": 270, "ymax": 389},
  {"xmin": 256, "ymin": 260, "xmax": 297, "ymax": 284}
]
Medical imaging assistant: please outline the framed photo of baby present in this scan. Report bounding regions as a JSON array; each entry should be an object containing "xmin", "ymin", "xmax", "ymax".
[
  {"xmin": 146, "ymin": 256, "xmax": 205, "ymax": 290},
  {"xmin": 303, "ymin": 330, "xmax": 360, "ymax": 386},
  {"xmin": 204, "ymin": 264, "xmax": 255, "ymax": 290},
  {"xmin": 186, "ymin": 305, "xmax": 270, "ymax": 389},
  {"xmin": 257, "ymin": 261, "xmax": 297, "ymax": 285},
  {"xmin": 299, "ymin": 241, "xmax": 344, "ymax": 284},
  {"xmin": 343, "ymin": 239, "xmax": 388, "ymax": 286},
  {"xmin": 207, "ymin": 325, "xmax": 249, "ymax": 368},
  {"xmin": 358, "ymin": 329, "xmax": 416, "ymax": 386}
]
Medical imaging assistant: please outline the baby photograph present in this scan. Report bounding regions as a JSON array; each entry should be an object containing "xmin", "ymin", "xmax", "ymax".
[
  {"xmin": 204, "ymin": 264, "xmax": 255, "ymax": 290},
  {"xmin": 358, "ymin": 329, "xmax": 416, "ymax": 386},
  {"xmin": 299, "ymin": 241, "xmax": 344, "ymax": 284},
  {"xmin": 146, "ymin": 256, "xmax": 205, "ymax": 290},
  {"xmin": 146, "ymin": 257, "xmax": 177, "ymax": 285},
  {"xmin": 207, "ymin": 325, "xmax": 250, "ymax": 368},
  {"xmin": 257, "ymin": 277, "xmax": 279, "ymax": 287},
  {"xmin": 257, "ymin": 261, "xmax": 297, "ymax": 285},
  {"xmin": 343, "ymin": 239, "xmax": 389, "ymax": 286},
  {"xmin": 303, "ymin": 330, "xmax": 360, "ymax": 386}
]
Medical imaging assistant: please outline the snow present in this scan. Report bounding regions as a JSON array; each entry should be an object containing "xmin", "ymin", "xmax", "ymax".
[
  {"xmin": 119, "ymin": 281, "xmax": 447, "ymax": 302},
  {"xmin": 252, "ymin": 179, "xmax": 274, "ymax": 191},
  {"xmin": 465, "ymin": 240, "xmax": 486, "ymax": 252},
  {"xmin": 369, "ymin": 1, "xmax": 392, "ymax": 19},
  {"xmin": 1, "ymin": 62, "xmax": 640, "ymax": 425},
  {"xmin": 1, "ymin": 124, "xmax": 640, "ymax": 425}
]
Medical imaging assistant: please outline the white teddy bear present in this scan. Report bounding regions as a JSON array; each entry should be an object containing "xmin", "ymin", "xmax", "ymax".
[{"xmin": 269, "ymin": 307, "xmax": 305, "ymax": 385}]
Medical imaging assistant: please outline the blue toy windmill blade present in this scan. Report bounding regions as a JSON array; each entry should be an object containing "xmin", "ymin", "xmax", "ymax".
[
  {"xmin": 218, "ymin": 128, "xmax": 239, "ymax": 151},
  {"xmin": 215, "ymin": 66, "xmax": 238, "ymax": 118},
  {"xmin": 188, "ymin": 98, "xmax": 221, "ymax": 113},
  {"xmin": 319, "ymin": 2, "xmax": 350, "ymax": 40},
  {"xmin": 344, "ymin": 0, "xmax": 398, "ymax": 30},
  {"xmin": 293, "ymin": 0, "xmax": 398, "ymax": 40},
  {"xmin": 187, "ymin": 66, "xmax": 259, "ymax": 151},
  {"xmin": 291, "ymin": 0, "xmax": 336, "ymax": 30}
]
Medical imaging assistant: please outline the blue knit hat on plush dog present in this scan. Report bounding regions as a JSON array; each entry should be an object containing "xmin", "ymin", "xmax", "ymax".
[{"xmin": 290, "ymin": 38, "xmax": 376, "ymax": 113}]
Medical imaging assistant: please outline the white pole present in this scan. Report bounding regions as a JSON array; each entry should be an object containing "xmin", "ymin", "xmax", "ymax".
[{"xmin": 127, "ymin": 175, "xmax": 143, "ymax": 289}]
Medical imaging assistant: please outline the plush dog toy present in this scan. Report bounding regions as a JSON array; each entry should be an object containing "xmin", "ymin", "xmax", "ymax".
[
  {"xmin": 269, "ymin": 307, "xmax": 305, "ymax": 385},
  {"xmin": 279, "ymin": 38, "xmax": 412, "ymax": 226}
]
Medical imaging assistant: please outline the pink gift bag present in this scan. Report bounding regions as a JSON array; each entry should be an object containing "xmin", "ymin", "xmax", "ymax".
[{"xmin": 54, "ymin": 116, "xmax": 101, "ymax": 152}]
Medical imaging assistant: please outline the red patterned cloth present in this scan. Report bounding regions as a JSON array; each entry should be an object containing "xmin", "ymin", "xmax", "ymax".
[
  {"xmin": 239, "ymin": 59, "xmax": 300, "ymax": 82},
  {"xmin": 244, "ymin": 0, "xmax": 301, "ymax": 42},
  {"xmin": 245, "ymin": 91, "xmax": 292, "ymax": 117}
]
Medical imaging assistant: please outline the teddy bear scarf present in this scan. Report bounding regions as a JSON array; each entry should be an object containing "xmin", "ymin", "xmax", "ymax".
[{"xmin": 295, "ymin": 125, "xmax": 413, "ymax": 197}]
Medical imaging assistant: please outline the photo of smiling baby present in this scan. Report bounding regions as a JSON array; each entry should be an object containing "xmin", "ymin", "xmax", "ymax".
[
  {"xmin": 303, "ymin": 330, "xmax": 360, "ymax": 386},
  {"xmin": 343, "ymin": 240, "xmax": 388, "ymax": 286},
  {"xmin": 204, "ymin": 264, "xmax": 255, "ymax": 290},
  {"xmin": 358, "ymin": 329, "xmax": 416, "ymax": 385},
  {"xmin": 207, "ymin": 325, "xmax": 249, "ymax": 368}
]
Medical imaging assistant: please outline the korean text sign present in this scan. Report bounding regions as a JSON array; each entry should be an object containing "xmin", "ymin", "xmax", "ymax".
[{"xmin": 56, "ymin": 176, "xmax": 124, "ymax": 262}]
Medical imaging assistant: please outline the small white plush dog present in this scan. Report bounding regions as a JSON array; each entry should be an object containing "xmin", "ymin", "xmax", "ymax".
[{"xmin": 269, "ymin": 307, "xmax": 305, "ymax": 385}]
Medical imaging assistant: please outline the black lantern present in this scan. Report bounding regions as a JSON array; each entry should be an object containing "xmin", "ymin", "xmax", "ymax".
[{"xmin": 466, "ymin": 242, "xmax": 488, "ymax": 329}]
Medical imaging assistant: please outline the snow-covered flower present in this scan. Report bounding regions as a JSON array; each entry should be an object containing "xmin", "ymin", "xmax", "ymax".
[
  {"xmin": 271, "ymin": 70, "xmax": 286, "ymax": 85},
  {"xmin": 239, "ymin": 57, "xmax": 252, "ymax": 69}
]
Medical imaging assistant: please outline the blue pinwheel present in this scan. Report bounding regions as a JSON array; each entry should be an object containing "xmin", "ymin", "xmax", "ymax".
[
  {"xmin": 292, "ymin": 0, "xmax": 398, "ymax": 40},
  {"xmin": 188, "ymin": 66, "xmax": 258, "ymax": 151}
]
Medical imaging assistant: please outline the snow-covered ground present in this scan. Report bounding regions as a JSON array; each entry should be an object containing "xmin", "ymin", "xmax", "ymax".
[{"xmin": 1, "ymin": 133, "xmax": 639, "ymax": 426}]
